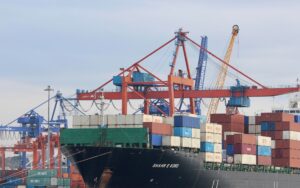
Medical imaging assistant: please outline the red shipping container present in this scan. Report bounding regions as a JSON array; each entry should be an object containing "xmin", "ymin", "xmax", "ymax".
[
  {"xmin": 275, "ymin": 140, "xmax": 300, "ymax": 150},
  {"xmin": 233, "ymin": 143, "xmax": 256, "ymax": 155},
  {"xmin": 222, "ymin": 123, "xmax": 244, "ymax": 133},
  {"xmin": 272, "ymin": 158, "xmax": 300, "ymax": 168},
  {"xmin": 255, "ymin": 116, "xmax": 262, "ymax": 125},
  {"xmin": 272, "ymin": 149, "xmax": 300, "ymax": 158},
  {"xmin": 257, "ymin": 156, "xmax": 272, "ymax": 166},
  {"xmin": 226, "ymin": 135, "xmax": 235, "ymax": 144},
  {"xmin": 233, "ymin": 134, "xmax": 256, "ymax": 145},
  {"xmin": 260, "ymin": 112, "xmax": 294, "ymax": 122},
  {"xmin": 210, "ymin": 114, "xmax": 244, "ymax": 124},
  {"xmin": 261, "ymin": 131, "xmax": 282, "ymax": 140},
  {"xmin": 275, "ymin": 122, "xmax": 300, "ymax": 132},
  {"xmin": 143, "ymin": 122, "xmax": 172, "ymax": 136}
]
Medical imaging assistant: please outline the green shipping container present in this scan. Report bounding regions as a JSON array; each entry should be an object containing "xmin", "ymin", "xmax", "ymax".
[
  {"xmin": 60, "ymin": 128, "xmax": 149, "ymax": 147},
  {"xmin": 57, "ymin": 178, "xmax": 71, "ymax": 186},
  {"xmin": 64, "ymin": 178, "xmax": 71, "ymax": 186},
  {"xmin": 28, "ymin": 169, "xmax": 57, "ymax": 178},
  {"xmin": 27, "ymin": 177, "xmax": 51, "ymax": 186}
]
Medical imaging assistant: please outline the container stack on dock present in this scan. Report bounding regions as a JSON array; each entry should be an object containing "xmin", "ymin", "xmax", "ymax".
[
  {"xmin": 27, "ymin": 169, "xmax": 70, "ymax": 187},
  {"xmin": 200, "ymin": 123, "xmax": 222, "ymax": 163}
]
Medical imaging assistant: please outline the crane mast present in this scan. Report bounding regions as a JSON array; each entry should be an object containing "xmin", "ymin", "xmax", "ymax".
[{"xmin": 206, "ymin": 25, "xmax": 239, "ymax": 122}]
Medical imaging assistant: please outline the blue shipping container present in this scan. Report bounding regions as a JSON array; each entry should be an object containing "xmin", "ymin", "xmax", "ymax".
[
  {"xmin": 151, "ymin": 134, "xmax": 162, "ymax": 146},
  {"xmin": 132, "ymin": 71, "xmax": 154, "ymax": 82},
  {"xmin": 174, "ymin": 116, "xmax": 200, "ymax": 128},
  {"xmin": 173, "ymin": 127, "xmax": 192, "ymax": 138},
  {"xmin": 257, "ymin": 146, "xmax": 271, "ymax": 156},
  {"xmin": 226, "ymin": 144, "xmax": 234, "ymax": 156},
  {"xmin": 200, "ymin": 142, "xmax": 214, "ymax": 152},
  {"xmin": 261, "ymin": 122, "xmax": 275, "ymax": 131},
  {"xmin": 295, "ymin": 115, "xmax": 300, "ymax": 123},
  {"xmin": 113, "ymin": 76, "xmax": 122, "ymax": 86},
  {"xmin": 244, "ymin": 116, "xmax": 249, "ymax": 126}
]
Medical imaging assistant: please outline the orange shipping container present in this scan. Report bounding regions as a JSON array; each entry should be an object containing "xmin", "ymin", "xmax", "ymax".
[
  {"xmin": 260, "ymin": 112, "xmax": 294, "ymax": 122},
  {"xmin": 211, "ymin": 114, "xmax": 244, "ymax": 124},
  {"xmin": 226, "ymin": 134, "xmax": 256, "ymax": 145},
  {"xmin": 143, "ymin": 122, "xmax": 172, "ymax": 136},
  {"xmin": 272, "ymin": 149, "xmax": 300, "ymax": 158},
  {"xmin": 275, "ymin": 122, "xmax": 300, "ymax": 132},
  {"xmin": 272, "ymin": 158, "xmax": 300, "ymax": 168},
  {"xmin": 275, "ymin": 140, "xmax": 300, "ymax": 149}
]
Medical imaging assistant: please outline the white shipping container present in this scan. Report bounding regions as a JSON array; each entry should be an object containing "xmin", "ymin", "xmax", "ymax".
[
  {"xmin": 89, "ymin": 115, "xmax": 108, "ymax": 126},
  {"xmin": 223, "ymin": 132, "xmax": 241, "ymax": 140},
  {"xmin": 248, "ymin": 125, "xmax": 256, "ymax": 134},
  {"xmin": 200, "ymin": 132, "xmax": 214, "ymax": 142},
  {"xmin": 17, "ymin": 186, "xmax": 26, "ymax": 188},
  {"xmin": 201, "ymin": 123, "xmax": 214, "ymax": 133},
  {"xmin": 125, "ymin": 115, "xmax": 135, "ymax": 124},
  {"xmin": 51, "ymin": 178, "xmax": 58, "ymax": 186},
  {"xmin": 134, "ymin": 114, "xmax": 153, "ymax": 124},
  {"xmin": 214, "ymin": 153, "xmax": 222, "ymax": 163},
  {"xmin": 89, "ymin": 115, "xmax": 99, "ymax": 125},
  {"xmin": 162, "ymin": 136, "xmax": 180, "ymax": 147},
  {"xmin": 271, "ymin": 140, "xmax": 276, "ymax": 149},
  {"xmin": 256, "ymin": 136, "xmax": 271, "ymax": 146},
  {"xmin": 80, "ymin": 115, "xmax": 90, "ymax": 126},
  {"xmin": 248, "ymin": 116, "xmax": 256, "ymax": 125},
  {"xmin": 72, "ymin": 115, "xmax": 81, "ymax": 126},
  {"xmin": 213, "ymin": 124, "xmax": 222, "ymax": 134},
  {"xmin": 152, "ymin": 116, "xmax": 163, "ymax": 123},
  {"xmin": 116, "ymin": 115, "xmax": 126, "ymax": 125},
  {"xmin": 192, "ymin": 128, "xmax": 201, "ymax": 138},
  {"xmin": 107, "ymin": 115, "xmax": 117, "ymax": 125},
  {"xmin": 163, "ymin": 117, "xmax": 174, "ymax": 126},
  {"xmin": 180, "ymin": 137, "xmax": 192, "ymax": 148},
  {"xmin": 213, "ymin": 134, "xmax": 222, "ymax": 144},
  {"xmin": 255, "ymin": 125, "xmax": 261, "ymax": 133},
  {"xmin": 191, "ymin": 138, "xmax": 200, "ymax": 148},
  {"xmin": 214, "ymin": 143, "xmax": 222, "ymax": 153},
  {"xmin": 282, "ymin": 131, "xmax": 300, "ymax": 141},
  {"xmin": 234, "ymin": 154, "xmax": 256, "ymax": 165},
  {"xmin": 202, "ymin": 152, "xmax": 214, "ymax": 162}
]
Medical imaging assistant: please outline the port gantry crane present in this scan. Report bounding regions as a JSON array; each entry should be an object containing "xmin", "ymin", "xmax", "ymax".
[
  {"xmin": 76, "ymin": 27, "xmax": 300, "ymax": 117},
  {"xmin": 206, "ymin": 25, "xmax": 239, "ymax": 122},
  {"xmin": 178, "ymin": 36, "xmax": 208, "ymax": 115}
]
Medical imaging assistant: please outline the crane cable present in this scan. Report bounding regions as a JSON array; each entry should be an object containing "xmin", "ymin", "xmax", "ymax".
[
  {"xmin": 110, "ymin": 100, "xmax": 121, "ymax": 111},
  {"xmin": 77, "ymin": 100, "xmax": 95, "ymax": 112}
]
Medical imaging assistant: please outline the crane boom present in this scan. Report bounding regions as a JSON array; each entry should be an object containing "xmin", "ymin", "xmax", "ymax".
[{"xmin": 206, "ymin": 25, "xmax": 239, "ymax": 122}]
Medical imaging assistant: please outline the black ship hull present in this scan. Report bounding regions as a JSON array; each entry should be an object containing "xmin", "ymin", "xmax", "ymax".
[{"xmin": 62, "ymin": 146, "xmax": 300, "ymax": 188}]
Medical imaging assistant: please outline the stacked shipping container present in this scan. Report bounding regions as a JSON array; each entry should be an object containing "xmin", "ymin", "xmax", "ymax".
[
  {"xmin": 173, "ymin": 115, "xmax": 201, "ymax": 148},
  {"xmin": 259, "ymin": 112, "xmax": 300, "ymax": 168},
  {"xmin": 27, "ymin": 169, "xmax": 71, "ymax": 187},
  {"xmin": 256, "ymin": 136, "xmax": 272, "ymax": 165},
  {"xmin": 210, "ymin": 114, "xmax": 245, "ymax": 149},
  {"xmin": 200, "ymin": 123, "xmax": 222, "ymax": 163},
  {"xmin": 226, "ymin": 134, "xmax": 257, "ymax": 165}
]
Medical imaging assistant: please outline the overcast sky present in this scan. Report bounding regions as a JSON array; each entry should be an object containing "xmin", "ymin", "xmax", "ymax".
[{"xmin": 0, "ymin": 0, "xmax": 299, "ymax": 124}]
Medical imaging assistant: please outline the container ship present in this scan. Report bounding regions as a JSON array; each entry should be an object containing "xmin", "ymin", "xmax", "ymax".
[
  {"xmin": 61, "ymin": 112, "xmax": 300, "ymax": 188},
  {"xmin": 59, "ymin": 27, "xmax": 300, "ymax": 188}
]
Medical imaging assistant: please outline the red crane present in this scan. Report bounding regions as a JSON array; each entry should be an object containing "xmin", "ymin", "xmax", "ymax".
[{"xmin": 77, "ymin": 29, "xmax": 300, "ymax": 116}]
